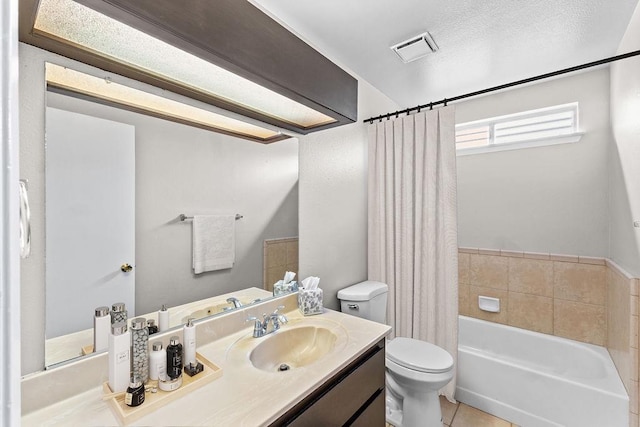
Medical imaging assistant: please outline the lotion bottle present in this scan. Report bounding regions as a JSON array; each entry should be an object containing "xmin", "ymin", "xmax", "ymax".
[
  {"xmin": 93, "ymin": 306, "xmax": 110, "ymax": 353},
  {"xmin": 149, "ymin": 342, "xmax": 166, "ymax": 381},
  {"xmin": 158, "ymin": 305, "xmax": 169, "ymax": 332},
  {"xmin": 108, "ymin": 321, "xmax": 130, "ymax": 393},
  {"xmin": 166, "ymin": 336, "xmax": 182, "ymax": 380},
  {"xmin": 183, "ymin": 318, "xmax": 196, "ymax": 367}
]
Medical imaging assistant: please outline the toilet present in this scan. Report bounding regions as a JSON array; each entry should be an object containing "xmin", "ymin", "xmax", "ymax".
[{"xmin": 337, "ymin": 281, "xmax": 454, "ymax": 427}]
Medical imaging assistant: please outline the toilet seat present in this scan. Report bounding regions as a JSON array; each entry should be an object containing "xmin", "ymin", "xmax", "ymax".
[{"xmin": 386, "ymin": 337, "xmax": 453, "ymax": 373}]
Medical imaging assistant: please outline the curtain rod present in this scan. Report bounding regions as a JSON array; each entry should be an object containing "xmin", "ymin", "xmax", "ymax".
[{"xmin": 364, "ymin": 49, "xmax": 640, "ymax": 124}]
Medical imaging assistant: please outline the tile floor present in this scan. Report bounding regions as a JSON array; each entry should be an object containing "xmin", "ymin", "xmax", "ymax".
[{"xmin": 386, "ymin": 396, "xmax": 519, "ymax": 427}]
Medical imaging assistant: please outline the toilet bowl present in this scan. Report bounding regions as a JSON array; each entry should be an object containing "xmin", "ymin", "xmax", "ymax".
[
  {"xmin": 385, "ymin": 337, "xmax": 454, "ymax": 427},
  {"xmin": 337, "ymin": 281, "xmax": 454, "ymax": 427}
]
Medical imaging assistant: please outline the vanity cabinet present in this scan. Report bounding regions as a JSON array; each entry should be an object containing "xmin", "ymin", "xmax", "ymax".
[{"xmin": 271, "ymin": 339, "xmax": 386, "ymax": 427}]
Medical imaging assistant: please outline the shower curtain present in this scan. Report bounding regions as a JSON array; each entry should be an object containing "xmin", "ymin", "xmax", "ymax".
[{"xmin": 367, "ymin": 107, "xmax": 459, "ymax": 400}]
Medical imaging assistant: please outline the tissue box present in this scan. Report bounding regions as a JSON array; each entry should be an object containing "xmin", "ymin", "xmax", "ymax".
[
  {"xmin": 298, "ymin": 288, "xmax": 323, "ymax": 316},
  {"xmin": 273, "ymin": 280, "xmax": 298, "ymax": 296}
]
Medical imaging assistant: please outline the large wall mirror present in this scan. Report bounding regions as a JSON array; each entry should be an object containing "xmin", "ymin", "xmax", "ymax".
[{"xmin": 21, "ymin": 48, "xmax": 299, "ymax": 370}]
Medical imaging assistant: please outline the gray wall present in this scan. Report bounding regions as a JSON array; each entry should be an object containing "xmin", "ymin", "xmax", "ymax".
[
  {"xmin": 456, "ymin": 68, "xmax": 612, "ymax": 256},
  {"xmin": 20, "ymin": 43, "xmax": 298, "ymax": 374},
  {"xmin": 298, "ymin": 78, "xmax": 398, "ymax": 310},
  {"xmin": 610, "ymin": 2, "xmax": 640, "ymax": 277}
]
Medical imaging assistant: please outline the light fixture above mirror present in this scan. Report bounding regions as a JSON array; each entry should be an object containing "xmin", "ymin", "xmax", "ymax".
[
  {"xmin": 19, "ymin": 0, "xmax": 358, "ymax": 138},
  {"xmin": 46, "ymin": 63, "xmax": 285, "ymax": 142}
]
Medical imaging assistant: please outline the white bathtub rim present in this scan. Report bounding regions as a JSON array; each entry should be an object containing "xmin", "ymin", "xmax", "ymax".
[
  {"xmin": 458, "ymin": 316, "xmax": 627, "ymax": 398},
  {"xmin": 458, "ymin": 345, "xmax": 628, "ymax": 400}
]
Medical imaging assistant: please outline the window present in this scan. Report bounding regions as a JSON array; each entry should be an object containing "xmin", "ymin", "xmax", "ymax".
[{"xmin": 455, "ymin": 103, "xmax": 582, "ymax": 155}]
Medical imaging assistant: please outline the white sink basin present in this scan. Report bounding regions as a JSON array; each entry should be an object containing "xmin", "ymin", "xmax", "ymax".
[{"xmin": 249, "ymin": 326, "xmax": 337, "ymax": 372}]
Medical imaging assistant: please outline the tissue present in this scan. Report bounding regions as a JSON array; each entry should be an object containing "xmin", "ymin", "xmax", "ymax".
[
  {"xmin": 298, "ymin": 276, "xmax": 323, "ymax": 316},
  {"xmin": 301, "ymin": 276, "xmax": 319, "ymax": 290},
  {"xmin": 273, "ymin": 271, "xmax": 298, "ymax": 296}
]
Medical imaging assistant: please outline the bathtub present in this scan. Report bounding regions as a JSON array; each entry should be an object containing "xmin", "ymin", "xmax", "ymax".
[{"xmin": 456, "ymin": 316, "xmax": 628, "ymax": 427}]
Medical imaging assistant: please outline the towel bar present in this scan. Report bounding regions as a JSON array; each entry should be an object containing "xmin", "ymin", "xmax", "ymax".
[{"xmin": 179, "ymin": 214, "xmax": 243, "ymax": 221}]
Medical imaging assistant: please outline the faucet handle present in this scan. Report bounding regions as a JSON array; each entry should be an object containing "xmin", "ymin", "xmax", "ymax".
[
  {"xmin": 246, "ymin": 316, "xmax": 259, "ymax": 325},
  {"xmin": 272, "ymin": 306, "xmax": 288, "ymax": 325},
  {"xmin": 277, "ymin": 314, "xmax": 289, "ymax": 324}
]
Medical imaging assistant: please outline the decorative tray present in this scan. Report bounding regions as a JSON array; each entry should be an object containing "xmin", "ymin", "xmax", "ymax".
[{"xmin": 102, "ymin": 352, "xmax": 222, "ymax": 425}]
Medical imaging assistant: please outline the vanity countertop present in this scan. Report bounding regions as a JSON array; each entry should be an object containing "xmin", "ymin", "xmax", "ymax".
[{"xmin": 22, "ymin": 307, "xmax": 391, "ymax": 426}]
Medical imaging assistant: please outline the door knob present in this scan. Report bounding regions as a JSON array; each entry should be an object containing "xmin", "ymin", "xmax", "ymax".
[{"xmin": 120, "ymin": 263, "xmax": 133, "ymax": 273}]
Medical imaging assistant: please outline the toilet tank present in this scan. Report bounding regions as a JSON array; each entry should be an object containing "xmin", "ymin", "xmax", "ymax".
[{"xmin": 337, "ymin": 281, "xmax": 388, "ymax": 324}]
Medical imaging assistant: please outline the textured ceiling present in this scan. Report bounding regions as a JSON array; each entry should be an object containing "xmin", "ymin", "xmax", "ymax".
[{"xmin": 252, "ymin": 0, "xmax": 639, "ymax": 108}]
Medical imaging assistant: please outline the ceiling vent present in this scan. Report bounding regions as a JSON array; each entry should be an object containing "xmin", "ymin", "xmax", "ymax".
[{"xmin": 391, "ymin": 32, "xmax": 438, "ymax": 63}]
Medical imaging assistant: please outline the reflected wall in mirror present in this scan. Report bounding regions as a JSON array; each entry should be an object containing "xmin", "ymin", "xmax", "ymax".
[{"xmin": 24, "ymin": 53, "xmax": 299, "ymax": 369}]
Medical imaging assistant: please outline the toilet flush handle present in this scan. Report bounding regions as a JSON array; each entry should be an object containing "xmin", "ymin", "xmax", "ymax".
[{"xmin": 347, "ymin": 304, "xmax": 359, "ymax": 310}]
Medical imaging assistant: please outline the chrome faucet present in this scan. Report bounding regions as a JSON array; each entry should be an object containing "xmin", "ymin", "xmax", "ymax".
[
  {"xmin": 226, "ymin": 297, "xmax": 243, "ymax": 308},
  {"xmin": 246, "ymin": 305, "xmax": 288, "ymax": 338}
]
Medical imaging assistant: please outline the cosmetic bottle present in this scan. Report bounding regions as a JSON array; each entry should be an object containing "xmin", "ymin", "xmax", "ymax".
[
  {"xmin": 131, "ymin": 317, "xmax": 149, "ymax": 384},
  {"xmin": 147, "ymin": 319, "xmax": 158, "ymax": 335},
  {"xmin": 149, "ymin": 342, "xmax": 166, "ymax": 381},
  {"xmin": 159, "ymin": 336, "xmax": 183, "ymax": 392},
  {"xmin": 93, "ymin": 306, "xmax": 110, "ymax": 353},
  {"xmin": 166, "ymin": 336, "xmax": 183, "ymax": 380},
  {"xmin": 111, "ymin": 302, "xmax": 127, "ymax": 325},
  {"xmin": 108, "ymin": 321, "xmax": 130, "ymax": 393},
  {"xmin": 183, "ymin": 318, "xmax": 196, "ymax": 367},
  {"xmin": 125, "ymin": 377, "xmax": 145, "ymax": 407},
  {"xmin": 158, "ymin": 305, "xmax": 169, "ymax": 332}
]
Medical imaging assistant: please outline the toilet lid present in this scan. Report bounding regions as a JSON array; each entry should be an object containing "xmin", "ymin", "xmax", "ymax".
[{"xmin": 386, "ymin": 337, "xmax": 453, "ymax": 373}]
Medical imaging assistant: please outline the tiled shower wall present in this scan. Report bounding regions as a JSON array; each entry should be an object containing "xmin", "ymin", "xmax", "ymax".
[
  {"xmin": 458, "ymin": 247, "xmax": 640, "ymax": 426},
  {"xmin": 608, "ymin": 260, "xmax": 639, "ymax": 427}
]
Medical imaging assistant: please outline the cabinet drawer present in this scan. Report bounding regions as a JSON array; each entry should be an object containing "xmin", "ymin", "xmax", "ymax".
[
  {"xmin": 285, "ymin": 341, "xmax": 385, "ymax": 427},
  {"xmin": 350, "ymin": 390, "xmax": 385, "ymax": 427}
]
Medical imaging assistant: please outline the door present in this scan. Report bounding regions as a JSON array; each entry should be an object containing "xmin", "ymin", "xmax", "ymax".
[{"xmin": 45, "ymin": 107, "xmax": 135, "ymax": 338}]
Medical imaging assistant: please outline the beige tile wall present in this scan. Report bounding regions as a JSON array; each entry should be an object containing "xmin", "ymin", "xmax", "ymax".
[
  {"xmin": 263, "ymin": 237, "xmax": 299, "ymax": 292},
  {"xmin": 459, "ymin": 247, "xmax": 640, "ymax": 426},
  {"xmin": 459, "ymin": 248, "xmax": 607, "ymax": 345},
  {"xmin": 607, "ymin": 260, "xmax": 640, "ymax": 427}
]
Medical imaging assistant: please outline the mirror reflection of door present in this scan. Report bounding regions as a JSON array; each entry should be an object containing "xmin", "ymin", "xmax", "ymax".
[{"xmin": 45, "ymin": 107, "xmax": 135, "ymax": 339}]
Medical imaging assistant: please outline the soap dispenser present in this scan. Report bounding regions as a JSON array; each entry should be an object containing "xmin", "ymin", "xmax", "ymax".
[{"xmin": 183, "ymin": 318, "xmax": 196, "ymax": 367}]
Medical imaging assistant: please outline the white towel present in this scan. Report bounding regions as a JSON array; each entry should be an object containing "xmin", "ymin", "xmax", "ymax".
[{"xmin": 192, "ymin": 215, "xmax": 235, "ymax": 274}]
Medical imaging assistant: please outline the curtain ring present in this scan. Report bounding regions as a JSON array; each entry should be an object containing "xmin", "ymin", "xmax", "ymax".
[
  {"xmin": 406, "ymin": 110, "xmax": 410, "ymax": 116},
  {"xmin": 395, "ymin": 111, "xmax": 399, "ymax": 118},
  {"xmin": 417, "ymin": 106, "xmax": 421, "ymax": 113},
  {"xmin": 444, "ymin": 98, "xmax": 448, "ymax": 106},
  {"xmin": 429, "ymin": 103, "xmax": 433, "ymax": 110}
]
